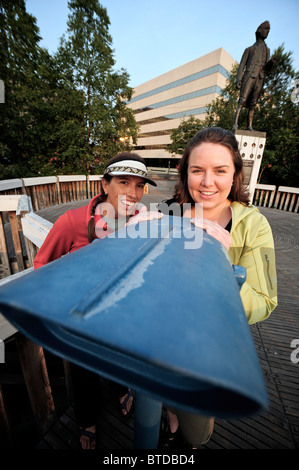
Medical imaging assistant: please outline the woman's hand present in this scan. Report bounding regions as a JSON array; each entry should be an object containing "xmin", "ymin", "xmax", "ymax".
[
  {"xmin": 126, "ymin": 205, "xmax": 164, "ymax": 226},
  {"xmin": 191, "ymin": 218, "xmax": 232, "ymax": 251}
]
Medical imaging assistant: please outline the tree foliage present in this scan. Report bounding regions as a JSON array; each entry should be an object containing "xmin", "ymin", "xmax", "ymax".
[
  {"xmin": 167, "ymin": 116, "xmax": 205, "ymax": 156},
  {"xmin": 0, "ymin": 0, "xmax": 139, "ymax": 178},
  {"xmin": 0, "ymin": 0, "xmax": 42, "ymax": 176},
  {"xmin": 56, "ymin": 0, "xmax": 138, "ymax": 171}
]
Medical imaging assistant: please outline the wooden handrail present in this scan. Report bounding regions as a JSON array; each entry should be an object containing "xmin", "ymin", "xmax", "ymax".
[
  {"xmin": 254, "ymin": 184, "xmax": 298, "ymax": 213},
  {"xmin": 274, "ymin": 186, "xmax": 299, "ymax": 212},
  {"xmin": 254, "ymin": 184, "xmax": 276, "ymax": 208},
  {"xmin": 0, "ymin": 175, "xmax": 104, "ymax": 211},
  {"xmin": 0, "ymin": 195, "xmax": 33, "ymax": 277},
  {"xmin": 0, "ymin": 176, "xmax": 298, "ymax": 214}
]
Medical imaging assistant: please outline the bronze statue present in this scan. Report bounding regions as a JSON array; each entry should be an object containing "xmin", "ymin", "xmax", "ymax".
[{"xmin": 232, "ymin": 21, "xmax": 275, "ymax": 131}]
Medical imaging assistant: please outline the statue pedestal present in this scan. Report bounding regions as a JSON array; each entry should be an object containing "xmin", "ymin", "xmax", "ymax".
[{"xmin": 234, "ymin": 130, "xmax": 266, "ymax": 203}]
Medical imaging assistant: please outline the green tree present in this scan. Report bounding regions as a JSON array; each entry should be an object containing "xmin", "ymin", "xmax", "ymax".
[
  {"xmin": 167, "ymin": 116, "xmax": 205, "ymax": 156},
  {"xmin": 57, "ymin": 0, "xmax": 139, "ymax": 171},
  {"xmin": 26, "ymin": 49, "xmax": 87, "ymax": 176},
  {"xmin": 253, "ymin": 45, "xmax": 299, "ymax": 186},
  {"xmin": 0, "ymin": 0, "xmax": 139, "ymax": 179},
  {"xmin": 0, "ymin": 0, "xmax": 42, "ymax": 177},
  {"xmin": 46, "ymin": 49, "xmax": 89, "ymax": 174},
  {"xmin": 0, "ymin": 0, "xmax": 85, "ymax": 177}
]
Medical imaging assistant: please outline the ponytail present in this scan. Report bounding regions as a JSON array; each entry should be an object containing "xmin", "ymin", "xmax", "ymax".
[
  {"xmin": 87, "ymin": 175, "xmax": 112, "ymax": 242},
  {"xmin": 87, "ymin": 195, "xmax": 102, "ymax": 242}
]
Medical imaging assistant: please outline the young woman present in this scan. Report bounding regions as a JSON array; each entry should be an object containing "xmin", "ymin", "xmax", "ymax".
[
  {"xmin": 158, "ymin": 127, "xmax": 278, "ymax": 449},
  {"xmin": 34, "ymin": 152, "xmax": 161, "ymax": 449}
]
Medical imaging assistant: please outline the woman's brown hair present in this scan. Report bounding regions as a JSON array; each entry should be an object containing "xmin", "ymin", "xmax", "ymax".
[
  {"xmin": 87, "ymin": 175, "xmax": 112, "ymax": 242},
  {"xmin": 174, "ymin": 127, "xmax": 250, "ymax": 205}
]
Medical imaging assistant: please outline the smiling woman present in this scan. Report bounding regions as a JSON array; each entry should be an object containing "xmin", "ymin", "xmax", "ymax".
[
  {"xmin": 101, "ymin": 175, "xmax": 146, "ymax": 218},
  {"xmin": 158, "ymin": 127, "xmax": 278, "ymax": 449},
  {"xmin": 87, "ymin": 153, "xmax": 157, "ymax": 239},
  {"xmin": 33, "ymin": 151, "xmax": 161, "ymax": 449},
  {"xmin": 187, "ymin": 142, "xmax": 235, "ymax": 226}
]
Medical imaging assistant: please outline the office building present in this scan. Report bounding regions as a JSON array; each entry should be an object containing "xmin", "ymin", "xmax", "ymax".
[{"xmin": 127, "ymin": 48, "xmax": 236, "ymax": 165}]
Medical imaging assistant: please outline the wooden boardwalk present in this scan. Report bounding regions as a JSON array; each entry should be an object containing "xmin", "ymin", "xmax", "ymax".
[{"xmin": 1, "ymin": 178, "xmax": 299, "ymax": 449}]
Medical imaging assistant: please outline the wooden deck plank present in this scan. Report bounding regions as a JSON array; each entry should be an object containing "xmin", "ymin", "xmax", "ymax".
[{"xmin": 97, "ymin": 382, "xmax": 135, "ymax": 449}]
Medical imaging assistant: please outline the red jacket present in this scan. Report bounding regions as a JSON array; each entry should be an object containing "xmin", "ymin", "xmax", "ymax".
[{"xmin": 34, "ymin": 195, "xmax": 114, "ymax": 269}]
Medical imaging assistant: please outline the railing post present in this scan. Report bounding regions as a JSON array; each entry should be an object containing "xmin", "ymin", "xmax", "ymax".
[
  {"xmin": 88, "ymin": 175, "xmax": 102, "ymax": 199},
  {"xmin": 269, "ymin": 187, "xmax": 276, "ymax": 208},
  {"xmin": 0, "ymin": 384, "xmax": 13, "ymax": 448},
  {"xmin": 0, "ymin": 212, "xmax": 11, "ymax": 277},
  {"xmin": 253, "ymin": 184, "xmax": 276, "ymax": 208},
  {"xmin": 15, "ymin": 335, "xmax": 56, "ymax": 438},
  {"xmin": 8, "ymin": 210, "xmax": 25, "ymax": 272},
  {"xmin": 86, "ymin": 175, "xmax": 90, "ymax": 199},
  {"xmin": 0, "ymin": 195, "xmax": 33, "ymax": 276},
  {"xmin": 276, "ymin": 186, "xmax": 299, "ymax": 213}
]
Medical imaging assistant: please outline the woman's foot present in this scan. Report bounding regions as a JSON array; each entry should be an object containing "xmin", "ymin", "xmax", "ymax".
[
  {"xmin": 119, "ymin": 389, "xmax": 134, "ymax": 417},
  {"xmin": 167, "ymin": 409, "xmax": 179, "ymax": 435},
  {"xmin": 79, "ymin": 425, "xmax": 96, "ymax": 449},
  {"xmin": 160, "ymin": 409, "xmax": 181, "ymax": 449}
]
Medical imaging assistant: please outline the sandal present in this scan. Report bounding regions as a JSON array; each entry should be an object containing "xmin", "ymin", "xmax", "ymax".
[
  {"xmin": 120, "ymin": 389, "xmax": 135, "ymax": 418},
  {"xmin": 159, "ymin": 420, "xmax": 182, "ymax": 449},
  {"xmin": 184, "ymin": 441, "xmax": 200, "ymax": 449},
  {"xmin": 79, "ymin": 428, "xmax": 96, "ymax": 449}
]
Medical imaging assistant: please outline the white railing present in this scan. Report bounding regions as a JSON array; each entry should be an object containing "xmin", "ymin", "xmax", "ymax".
[
  {"xmin": 148, "ymin": 166, "xmax": 178, "ymax": 177},
  {"xmin": 0, "ymin": 195, "xmax": 54, "ymax": 277},
  {"xmin": 274, "ymin": 186, "xmax": 299, "ymax": 213},
  {"xmin": 0, "ymin": 175, "xmax": 103, "ymax": 211},
  {"xmin": 254, "ymin": 184, "xmax": 299, "ymax": 213},
  {"xmin": 0, "ymin": 175, "xmax": 298, "ymax": 214},
  {"xmin": 0, "ymin": 179, "xmax": 297, "ymax": 279},
  {"xmin": 253, "ymin": 184, "xmax": 277, "ymax": 208},
  {"xmin": 0, "ymin": 195, "xmax": 32, "ymax": 276}
]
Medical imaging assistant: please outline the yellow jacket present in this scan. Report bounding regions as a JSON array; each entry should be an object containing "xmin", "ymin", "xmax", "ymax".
[{"xmin": 228, "ymin": 202, "xmax": 278, "ymax": 325}]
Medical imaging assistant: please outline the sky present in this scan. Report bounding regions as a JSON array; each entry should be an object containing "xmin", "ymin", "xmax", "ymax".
[{"xmin": 25, "ymin": 0, "xmax": 299, "ymax": 88}]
